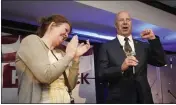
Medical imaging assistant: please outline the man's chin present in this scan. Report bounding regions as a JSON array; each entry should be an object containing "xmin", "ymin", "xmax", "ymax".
[{"xmin": 121, "ymin": 32, "xmax": 131, "ymax": 36}]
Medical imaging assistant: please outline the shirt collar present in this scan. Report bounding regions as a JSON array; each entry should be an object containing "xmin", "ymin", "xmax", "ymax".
[{"xmin": 117, "ymin": 34, "xmax": 133, "ymax": 42}]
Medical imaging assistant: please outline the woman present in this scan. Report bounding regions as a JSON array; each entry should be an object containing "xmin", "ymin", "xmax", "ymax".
[{"xmin": 15, "ymin": 14, "xmax": 90, "ymax": 103}]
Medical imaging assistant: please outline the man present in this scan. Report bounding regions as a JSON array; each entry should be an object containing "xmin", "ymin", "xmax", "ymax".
[{"xmin": 97, "ymin": 11, "xmax": 166, "ymax": 104}]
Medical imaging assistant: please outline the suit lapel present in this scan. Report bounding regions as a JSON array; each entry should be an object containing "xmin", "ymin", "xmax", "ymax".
[
  {"xmin": 113, "ymin": 37, "xmax": 126, "ymax": 65},
  {"xmin": 133, "ymin": 39, "xmax": 142, "ymax": 73}
]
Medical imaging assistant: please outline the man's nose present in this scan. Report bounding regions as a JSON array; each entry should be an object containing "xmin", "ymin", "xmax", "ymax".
[{"xmin": 123, "ymin": 21, "xmax": 127, "ymax": 25}]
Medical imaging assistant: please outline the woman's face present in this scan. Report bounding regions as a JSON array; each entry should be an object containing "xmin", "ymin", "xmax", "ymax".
[{"xmin": 50, "ymin": 23, "xmax": 70, "ymax": 47}]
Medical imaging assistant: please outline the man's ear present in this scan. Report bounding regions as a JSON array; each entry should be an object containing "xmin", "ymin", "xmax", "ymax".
[{"xmin": 115, "ymin": 22, "xmax": 118, "ymax": 28}]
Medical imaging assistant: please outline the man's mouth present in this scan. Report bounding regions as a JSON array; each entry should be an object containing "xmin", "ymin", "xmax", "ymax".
[{"xmin": 122, "ymin": 26, "xmax": 129, "ymax": 31}]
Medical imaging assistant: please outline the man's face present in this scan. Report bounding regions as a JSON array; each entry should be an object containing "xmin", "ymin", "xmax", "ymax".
[{"xmin": 115, "ymin": 12, "xmax": 132, "ymax": 36}]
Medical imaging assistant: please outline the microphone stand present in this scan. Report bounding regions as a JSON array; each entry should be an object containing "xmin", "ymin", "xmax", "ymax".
[{"xmin": 168, "ymin": 90, "xmax": 176, "ymax": 101}]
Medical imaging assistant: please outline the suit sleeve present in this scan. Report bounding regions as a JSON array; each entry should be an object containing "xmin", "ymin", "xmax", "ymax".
[
  {"xmin": 147, "ymin": 36, "xmax": 166, "ymax": 66},
  {"xmin": 16, "ymin": 35, "xmax": 73, "ymax": 84},
  {"xmin": 97, "ymin": 44, "xmax": 123, "ymax": 83}
]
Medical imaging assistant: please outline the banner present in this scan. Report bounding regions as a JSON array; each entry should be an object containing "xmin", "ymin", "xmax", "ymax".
[{"xmin": 1, "ymin": 32, "xmax": 96, "ymax": 103}]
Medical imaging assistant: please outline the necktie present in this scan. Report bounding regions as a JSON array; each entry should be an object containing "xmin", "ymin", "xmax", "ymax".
[
  {"xmin": 124, "ymin": 37, "xmax": 136, "ymax": 76},
  {"xmin": 124, "ymin": 37, "xmax": 132, "ymax": 56}
]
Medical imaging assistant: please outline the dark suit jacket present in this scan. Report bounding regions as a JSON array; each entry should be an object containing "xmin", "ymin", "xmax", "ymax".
[{"xmin": 97, "ymin": 36, "xmax": 166, "ymax": 104}]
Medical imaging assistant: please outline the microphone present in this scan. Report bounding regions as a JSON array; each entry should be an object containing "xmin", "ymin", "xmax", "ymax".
[{"xmin": 125, "ymin": 51, "xmax": 136, "ymax": 75}]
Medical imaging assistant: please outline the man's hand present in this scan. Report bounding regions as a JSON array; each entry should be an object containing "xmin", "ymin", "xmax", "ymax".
[
  {"xmin": 141, "ymin": 29, "xmax": 156, "ymax": 40},
  {"xmin": 121, "ymin": 56, "xmax": 138, "ymax": 71}
]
